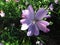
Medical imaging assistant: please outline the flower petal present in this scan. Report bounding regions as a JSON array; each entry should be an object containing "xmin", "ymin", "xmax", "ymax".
[
  {"xmin": 22, "ymin": 10, "xmax": 30, "ymax": 18},
  {"xmin": 33, "ymin": 24, "xmax": 39, "ymax": 36},
  {"xmin": 21, "ymin": 24, "xmax": 29, "ymax": 30},
  {"xmin": 27, "ymin": 5, "xmax": 34, "ymax": 19},
  {"xmin": 37, "ymin": 21, "xmax": 50, "ymax": 33},
  {"xmin": 49, "ymin": 4, "xmax": 53, "ymax": 11},
  {"xmin": 28, "ymin": 5, "xmax": 34, "ymax": 15},
  {"xmin": 0, "ymin": 10, "xmax": 5, "ymax": 17},
  {"xmin": 20, "ymin": 19, "xmax": 31, "ymax": 25},
  {"xmin": 54, "ymin": 0, "xmax": 58, "ymax": 4},
  {"xmin": 27, "ymin": 24, "xmax": 39, "ymax": 36},
  {"xmin": 39, "ymin": 20, "xmax": 49, "ymax": 26},
  {"xmin": 22, "ymin": 5, "xmax": 34, "ymax": 19},
  {"xmin": 35, "ymin": 8, "xmax": 48, "ymax": 20},
  {"xmin": 27, "ymin": 28, "xmax": 33, "ymax": 36},
  {"xmin": 15, "ymin": 0, "xmax": 20, "ymax": 2},
  {"xmin": 45, "ymin": 15, "xmax": 51, "ymax": 18}
]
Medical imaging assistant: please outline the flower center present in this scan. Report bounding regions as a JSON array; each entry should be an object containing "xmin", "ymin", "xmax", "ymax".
[
  {"xmin": 32, "ymin": 19, "xmax": 39, "ymax": 24},
  {"xmin": 32, "ymin": 20, "xmax": 36, "ymax": 24}
]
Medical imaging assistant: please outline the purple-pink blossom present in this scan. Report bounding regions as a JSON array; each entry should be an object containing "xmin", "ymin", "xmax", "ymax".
[
  {"xmin": 49, "ymin": 4, "xmax": 53, "ymax": 11},
  {"xmin": 14, "ymin": 0, "xmax": 20, "ymax": 2},
  {"xmin": 0, "ymin": 10, "xmax": 5, "ymax": 17},
  {"xmin": 20, "ymin": 5, "xmax": 50, "ymax": 36},
  {"xmin": 54, "ymin": 0, "xmax": 58, "ymax": 4}
]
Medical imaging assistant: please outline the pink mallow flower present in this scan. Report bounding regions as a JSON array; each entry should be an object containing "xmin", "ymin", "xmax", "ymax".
[
  {"xmin": 20, "ymin": 5, "xmax": 50, "ymax": 36},
  {"xmin": 14, "ymin": 0, "xmax": 20, "ymax": 2},
  {"xmin": 49, "ymin": 4, "xmax": 53, "ymax": 11},
  {"xmin": 0, "ymin": 10, "xmax": 5, "ymax": 17},
  {"xmin": 54, "ymin": 0, "xmax": 58, "ymax": 4}
]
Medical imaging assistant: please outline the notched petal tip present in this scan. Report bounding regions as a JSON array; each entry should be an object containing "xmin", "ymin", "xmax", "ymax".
[
  {"xmin": 22, "ymin": 10, "xmax": 29, "ymax": 15},
  {"xmin": 45, "ymin": 15, "xmax": 51, "ymax": 18},
  {"xmin": 21, "ymin": 24, "xmax": 29, "ymax": 30},
  {"xmin": 44, "ymin": 28, "xmax": 50, "ymax": 33},
  {"xmin": 27, "ymin": 31, "xmax": 32, "ymax": 36},
  {"xmin": 20, "ymin": 19, "xmax": 26, "ymax": 24}
]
